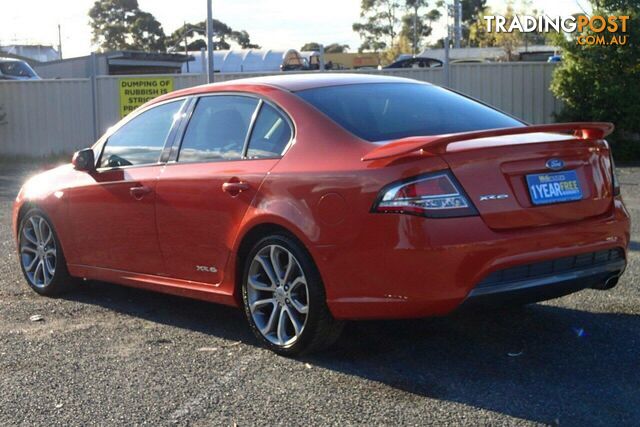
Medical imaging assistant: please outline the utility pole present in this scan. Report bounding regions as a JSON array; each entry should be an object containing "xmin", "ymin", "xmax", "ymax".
[
  {"xmin": 412, "ymin": 3, "xmax": 418, "ymax": 55},
  {"xmin": 319, "ymin": 44, "xmax": 325, "ymax": 71},
  {"xmin": 183, "ymin": 22, "xmax": 190, "ymax": 73},
  {"xmin": 453, "ymin": 0, "xmax": 462, "ymax": 49},
  {"xmin": 57, "ymin": 24, "xmax": 62, "ymax": 59},
  {"xmin": 443, "ymin": 36, "xmax": 450, "ymax": 87},
  {"xmin": 206, "ymin": 0, "xmax": 215, "ymax": 83}
]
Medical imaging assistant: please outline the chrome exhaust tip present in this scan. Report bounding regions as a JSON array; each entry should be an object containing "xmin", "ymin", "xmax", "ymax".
[{"xmin": 596, "ymin": 275, "xmax": 620, "ymax": 290}]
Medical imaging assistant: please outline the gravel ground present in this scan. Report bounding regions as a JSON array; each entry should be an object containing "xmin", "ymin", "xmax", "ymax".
[{"xmin": 0, "ymin": 163, "xmax": 638, "ymax": 426}]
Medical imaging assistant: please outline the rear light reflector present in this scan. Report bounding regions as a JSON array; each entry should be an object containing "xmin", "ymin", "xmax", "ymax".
[
  {"xmin": 605, "ymin": 140, "xmax": 621, "ymax": 196},
  {"xmin": 611, "ymin": 155, "xmax": 620, "ymax": 196},
  {"xmin": 372, "ymin": 171, "xmax": 478, "ymax": 218}
]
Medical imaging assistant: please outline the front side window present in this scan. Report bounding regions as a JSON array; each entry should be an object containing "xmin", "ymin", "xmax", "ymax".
[
  {"xmin": 179, "ymin": 96, "xmax": 259, "ymax": 162},
  {"xmin": 246, "ymin": 103, "xmax": 292, "ymax": 159},
  {"xmin": 100, "ymin": 100, "xmax": 183, "ymax": 168},
  {"xmin": 296, "ymin": 83, "xmax": 524, "ymax": 143}
]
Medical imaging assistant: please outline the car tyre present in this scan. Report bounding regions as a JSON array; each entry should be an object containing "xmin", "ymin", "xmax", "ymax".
[
  {"xmin": 18, "ymin": 208, "xmax": 77, "ymax": 296},
  {"xmin": 242, "ymin": 233, "xmax": 344, "ymax": 356}
]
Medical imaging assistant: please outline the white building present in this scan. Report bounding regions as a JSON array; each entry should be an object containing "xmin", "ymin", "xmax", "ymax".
[
  {"xmin": 0, "ymin": 44, "xmax": 60, "ymax": 62},
  {"xmin": 182, "ymin": 49, "xmax": 305, "ymax": 74}
]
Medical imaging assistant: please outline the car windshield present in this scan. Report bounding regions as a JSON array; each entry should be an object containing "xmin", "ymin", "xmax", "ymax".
[
  {"xmin": 296, "ymin": 83, "xmax": 524, "ymax": 142},
  {"xmin": 0, "ymin": 61, "xmax": 36, "ymax": 77}
]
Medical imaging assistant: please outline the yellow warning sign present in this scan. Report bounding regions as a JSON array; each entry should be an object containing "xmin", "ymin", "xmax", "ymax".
[{"xmin": 119, "ymin": 77, "xmax": 174, "ymax": 117}]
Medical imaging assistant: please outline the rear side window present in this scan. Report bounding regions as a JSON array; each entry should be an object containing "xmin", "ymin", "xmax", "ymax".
[
  {"xmin": 100, "ymin": 100, "xmax": 182, "ymax": 168},
  {"xmin": 246, "ymin": 103, "xmax": 292, "ymax": 159},
  {"xmin": 296, "ymin": 83, "xmax": 524, "ymax": 142},
  {"xmin": 179, "ymin": 95, "xmax": 259, "ymax": 162}
]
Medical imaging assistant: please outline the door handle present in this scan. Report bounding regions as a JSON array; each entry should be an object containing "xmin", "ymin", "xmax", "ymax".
[
  {"xmin": 129, "ymin": 185, "xmax": 152, "ymax": 199},
  {"xmin": 222, "ymin": 181, "xmax": 249, "ymax": 196}
]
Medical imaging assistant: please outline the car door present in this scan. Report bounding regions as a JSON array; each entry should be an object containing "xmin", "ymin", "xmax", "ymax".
[
  {"xmin": 155, "ymin": 94, "xmax": 294, "ymax": 284},
  {"xmin": 66, "ymin": 99, "xmax": 186, "ymax": 275}
]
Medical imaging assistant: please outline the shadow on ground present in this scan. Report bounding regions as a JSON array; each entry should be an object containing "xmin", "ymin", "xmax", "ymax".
[{"xmin": 64, "ymin": 280, "xmax": 640, "ymax": 426}]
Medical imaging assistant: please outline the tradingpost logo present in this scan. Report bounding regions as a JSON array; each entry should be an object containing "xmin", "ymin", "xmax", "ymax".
[{"xmin": 484, "ymin": 15, "xmax": 630, "ymax": 46}]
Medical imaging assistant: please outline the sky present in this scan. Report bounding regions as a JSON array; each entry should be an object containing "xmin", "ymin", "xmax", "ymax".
[{"xmin": 0, "ymin": 0, "xmax": 591, "ymax": 59}]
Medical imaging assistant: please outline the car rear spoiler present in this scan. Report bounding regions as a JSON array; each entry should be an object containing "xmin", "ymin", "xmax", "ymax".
[{"xmin": 361, "ymin": 122, "xmax": 615, "ymax": 162}]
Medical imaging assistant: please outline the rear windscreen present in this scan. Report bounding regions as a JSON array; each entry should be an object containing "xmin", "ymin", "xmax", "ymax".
[
  {"xmin": 296, "ymin": 83, "xmax": 524, "ymax": 142},
  {"xmin": 0, "ymin": 61, "xmax": 36, "ymax": 78}
]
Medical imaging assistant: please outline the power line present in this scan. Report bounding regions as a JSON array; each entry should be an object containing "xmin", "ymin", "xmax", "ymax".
[{"xmin": 575, "ymin": 0, "xmax": 590, "ymax": 16}]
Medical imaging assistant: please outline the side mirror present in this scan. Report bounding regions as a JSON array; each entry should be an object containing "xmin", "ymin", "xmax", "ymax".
[{"xmin": 72, "ymin": 148, "xmax": 96, "ymax": 172}]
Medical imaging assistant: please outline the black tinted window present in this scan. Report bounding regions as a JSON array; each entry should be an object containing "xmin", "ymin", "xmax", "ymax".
[
  {"xmin": 246, "ymin": 103, "xmax": 292, "ymax": 159},
  {"xmin": 296, "ymin": 83, "xmax": 523, "ymax": 142},
  {"xmin": 179, "ymin": 96, "xmax": 258, "ymax": 162},
  {"xmin": 100, "ymin": 100, "xmax": 182, "ymax": 168}
]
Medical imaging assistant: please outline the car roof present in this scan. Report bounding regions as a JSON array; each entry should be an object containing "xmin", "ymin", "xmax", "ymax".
[
  {"xmin": 154, "ymin": 73, "xmax": 431, "ymax": 107},
  {"xmin": 203, "ymin": 73, "xmax": 428, "ymax": 92}
]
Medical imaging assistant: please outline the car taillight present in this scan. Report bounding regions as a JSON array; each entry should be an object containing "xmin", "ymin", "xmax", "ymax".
[{"xmin": 372, "ymin": 171, "xmax": 478, "ymax": 218}]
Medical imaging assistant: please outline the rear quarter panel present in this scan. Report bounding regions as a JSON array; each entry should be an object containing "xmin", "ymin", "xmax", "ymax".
[{"xmin": 223, "ymin": 90, "xmax": 451, "ymax": 304}]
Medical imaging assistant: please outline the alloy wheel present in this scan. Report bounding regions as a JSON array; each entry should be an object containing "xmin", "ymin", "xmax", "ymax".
[
  {"xmin": 20, "ymin": 215, "xmax": 57, "ymax": 288},
  {"xmin": 246, "ymin": 244, "xmax": 309, "ymax": 347}
]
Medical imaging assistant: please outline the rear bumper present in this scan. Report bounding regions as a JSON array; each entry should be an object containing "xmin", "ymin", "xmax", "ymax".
[
  {"xmin": 319, "ymin": 199, "xmax": 630, "ymax": 320},
  {"xmin": 460, "ymin": 249, "xmax": 626, "ymax": 308}
]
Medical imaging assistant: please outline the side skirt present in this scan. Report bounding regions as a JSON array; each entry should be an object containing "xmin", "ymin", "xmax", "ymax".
[{"xmin": 67, "ymin": 264, "xmax": 239, "ymax": 307}]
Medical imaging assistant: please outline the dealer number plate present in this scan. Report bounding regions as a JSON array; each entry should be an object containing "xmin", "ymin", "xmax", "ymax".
[{"xmin": 526, "ymin": 170, "xmax": 583, "ymax": 205}]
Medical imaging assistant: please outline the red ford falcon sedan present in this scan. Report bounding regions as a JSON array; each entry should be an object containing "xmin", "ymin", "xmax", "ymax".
[{"xmin": 13, "ymin": 74, "xmax": 630, "ymax": 355}]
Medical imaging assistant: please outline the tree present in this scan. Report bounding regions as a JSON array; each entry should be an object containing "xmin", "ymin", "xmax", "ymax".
[
  {"xmin": 381, "ymin": 35, "xmax": 413, "ymax": 63},
  {"xmin": 353, "ymin": 0, "xmax": 441, "ymax": 54},
  {"xmin": 460, "ymin": 0, "xmax": 486, "ymax": 46},
  {"xmin": 325, "ymin": 43, "xmax": 350, "ymax": 53},
  {"xmin": 300, "ymin": 43, "xmax": 349, "ymax": 53},
  {"xmin": 167, "ymin": 20, "xmax": 259, "ymax": 52},
  {"xmin": 491, "ymin": 3, "xmax": 522, "ymax": 60},
  {"xmin": 466, "ymin": 1, "xmax": 547, "ymax": 50},
  {"xmin": 467, "ymin": 6, "xmax": 496, "ymax": 47},
  {"xmin": 353, "ymin": 0, "xmax": 402, "ymax": 52},
  {"xmin": 465, "ymin": 2, "xmax": 524, "ymax": 58},
  {"xmin": 300, "ymin": 42, "xmax": 322, "ymax": 51},
  {"xmin": 401, "ymin": 0, "xmax": 442, "ymax": 53},
  {"xmin": 89, "ymin": 0, "xmax": 166, "ymax": 51},
  {"xmin": 461, "ymin": 0, "xmax": 485, "ymax": 24},
  {"xmin": 231, "ymin": 30, "xmax": 260, "ymax": 49},
  {"xmin": 551, "ymin": 1, "xmax": 639, "ymax": 160},
  {"xmin": 167, "ymin": 22, "xmax": 206, "ymax": 51},
  {"xmin": 518, "ymin": 0, "xmax": 549, "ymax": 47},
  {"xmin": 129, "ymin": 11, "xmax": 166, "ymax": 51}
]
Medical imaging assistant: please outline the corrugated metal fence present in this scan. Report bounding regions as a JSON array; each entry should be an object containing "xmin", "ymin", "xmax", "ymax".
[
  {"xmin": 0, "ymin": 63, "xmax": 562, "ymax": 157},
  {"xmin": 0, "ymin": 79, "xmax": 94, "ymax": 156}
]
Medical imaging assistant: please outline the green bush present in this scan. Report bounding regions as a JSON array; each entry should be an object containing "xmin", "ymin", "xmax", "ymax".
[{"xmin": 550, "ymin": 3, "xmax": 639, "ymax": 161}]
